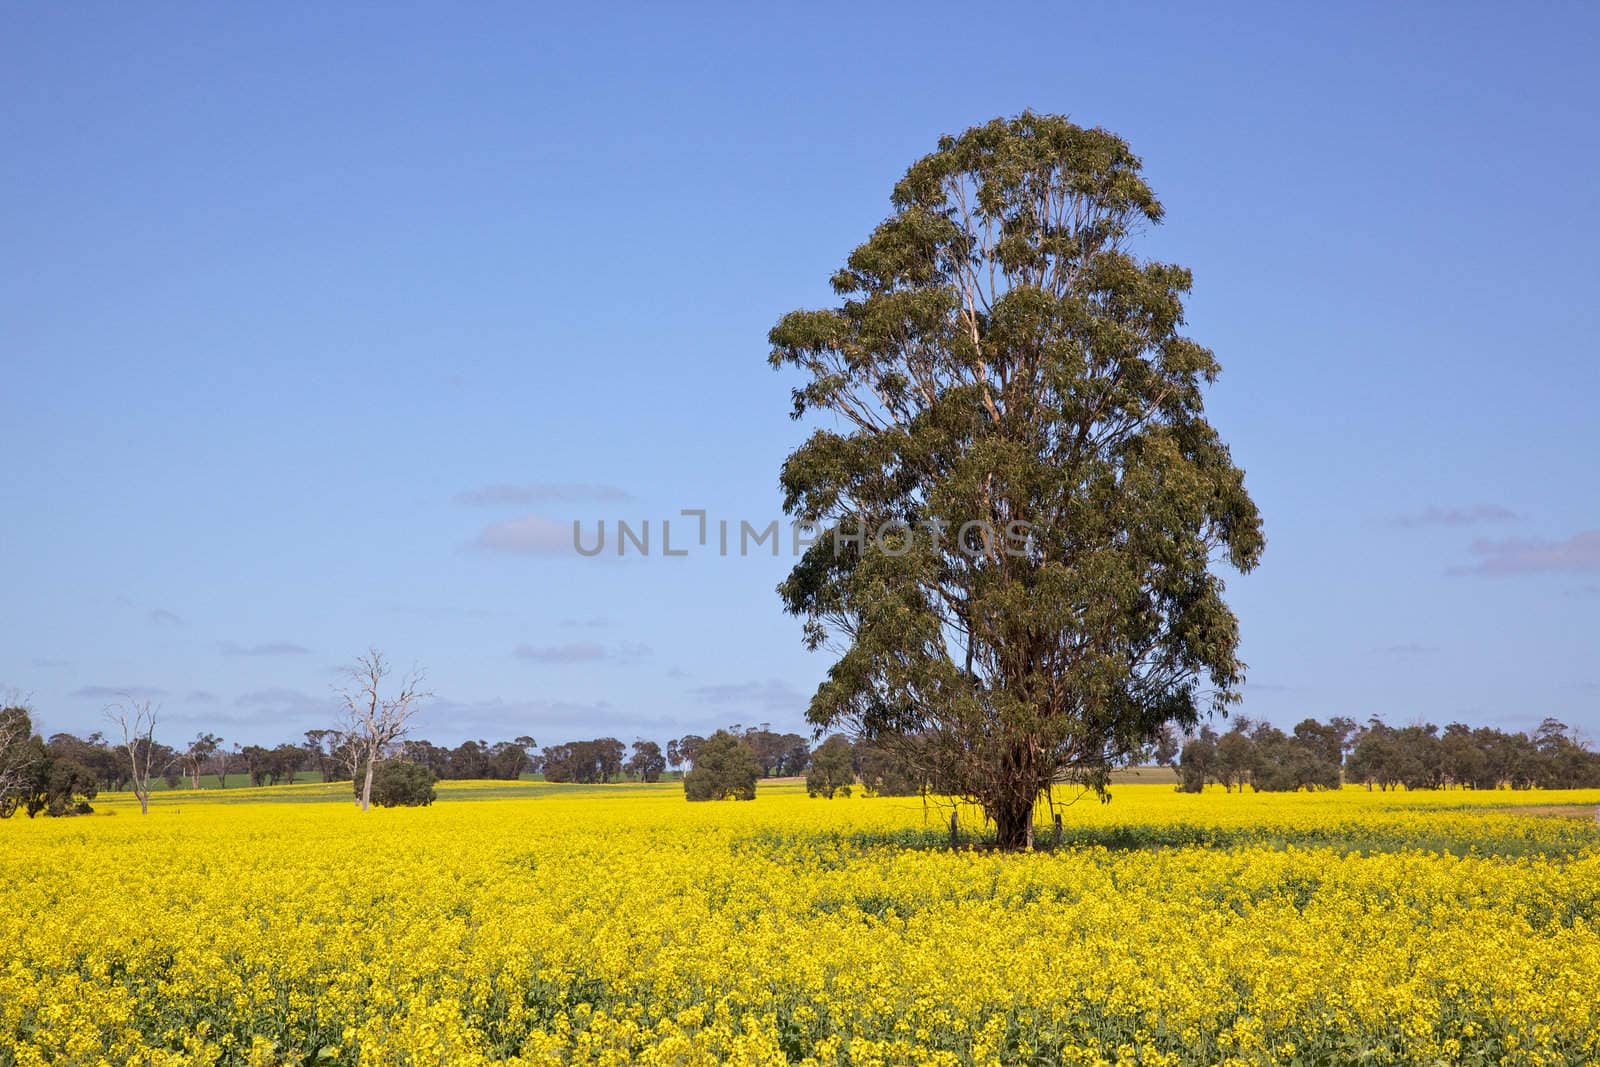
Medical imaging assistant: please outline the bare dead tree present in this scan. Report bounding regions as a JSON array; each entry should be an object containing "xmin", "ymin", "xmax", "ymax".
[
  {"xmin": 336, "ymin": 649, "xmax": 432, "ymax": 811},
  {"xmin": 180, "ymin": 732, "xmax": 221, "ymax": 789},
  {"xmin": 0, "ymin": 691, "xmax": 40, "ymax": 817},
  {"xmin": 105, "ymin": 698, "xmax": 160, "ymax": 815},
  {"xmin": 211, "ymin": 743, "xmax": 236, "ymax": 788},
  {"xmin": 0, "ymin": 720, "xmax": 29, "ymax": 801},
  {"xmin": 331, "ymin": 729, "xmax": 362, "ymax": 784}
]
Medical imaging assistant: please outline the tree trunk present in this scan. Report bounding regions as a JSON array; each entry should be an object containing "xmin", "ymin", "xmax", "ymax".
[
  {"xmin": 992, "ymin": 796, "xmax": 1036, "ymax": 851},
  {"xmin": 360, "ymin": 756, "xmax": 375, "ymax": 811}
]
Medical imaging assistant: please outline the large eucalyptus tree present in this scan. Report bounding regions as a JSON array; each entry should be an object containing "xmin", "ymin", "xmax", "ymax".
[{"xmin": 769, "ymin": 113, "xmax": 1264, "ymax": 848}]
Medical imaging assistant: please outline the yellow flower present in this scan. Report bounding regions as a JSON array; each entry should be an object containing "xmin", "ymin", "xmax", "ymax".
[{"xmin": 2, "ymin": 779, "xmax": 1598, "ymax": 1063}]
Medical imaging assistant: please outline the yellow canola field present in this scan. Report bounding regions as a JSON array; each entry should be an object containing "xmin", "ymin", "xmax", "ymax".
[{"xmin": 3, "ymin": 781, "xmax": 1600, "ymax": 1066}]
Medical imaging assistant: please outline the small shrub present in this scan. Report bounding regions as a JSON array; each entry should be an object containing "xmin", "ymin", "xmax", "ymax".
[
  {"xmin": 684, "ymin": 731, "xmax": 760, "ymax": 801},
  {"xmin": 369, "ymin": 761, "xmax": 437, "ymax": 807}
]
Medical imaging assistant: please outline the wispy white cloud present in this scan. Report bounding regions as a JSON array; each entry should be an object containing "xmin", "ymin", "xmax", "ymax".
[
  {"xmin": 72, "ymin": 684, "xmax": 168, "ymax": 701},
  {"xmin": 1450, "ymin": 529, "xmax": 1600, "ymax": 576},
  {"xmin": 214, "ymin": 690, "xmax": 339, "ymax": 735},
  {"xmin": 688, "ymin": 678, "xmax": 806, "ymax": 714},
  {"xmin": 513, "ymin": 641, "xmax": 651, "ymax": 665},
  {"xmin": 1388, "ymin": 504, "xmax": 1519, "ymax": 528},
  {"xmin": 147, "ymin": 608, "xmax": 185, "ymax": 627},
  {"xmin": 471, "ymin": 516, "xmax": 574, "ymax": 556}
]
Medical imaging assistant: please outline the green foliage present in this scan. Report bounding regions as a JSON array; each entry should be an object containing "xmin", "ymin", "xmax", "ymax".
[
  {"xmin": 21, "ymin": 749, "xmax": 97, "ymax": 818},
  {"xmin": 367, "ymin": 761, "xmax": 437, "ymax": 807},
  {"xmin": 240, "ymin": 743, "xmax": 308, "ymax": 787},
  {"xmin": 305, "ymin": 729, "xmax": 355, "ymax": 783},
  {"xmin": 0, "ymin": 709, "xmax": 100, "ymax": 817},
  {"xmin": 740, "ymin": 728, "xmax": 811, "ymax": 777},
  {"xmin": 1174, "ymin": 714, "xmax": 1600, "ymax": 793},
  {"xmin": 1249, "ymin": 719, "xmax": 1345, "ymax": 792},
  {"xmin": 683, "ymin": 730, "xmax": 760, "ymax": 801},
  {"xmin": 769, "ymin": 112, "xmax": 1264, "ymax": 847},
  {"xmin": 542, "ymin": 738, "xmax": 626, "ymax": 783},
  {"xmin": 36, "ymin": 757, "xmax": 98, "ymax": 815},
  {"xmin": 851, "ymin": 737, "xmax": 927, "ymax": 796},
  {"xmin": 626, "ymin": 740, "xmax": 667, "ymax": 783},
  {"xmin": 41, "ymin": 730, "xmax": 127, "ymax": 792},
  {"xmin": 806, "ymin": 735, "xmax": 855, "ymax": 798},
  {"xmin": 669, "ymin": 735, "xmax": 705, "ymax": 771},
  {"xmin": 0, "ymin": 705, "xmax": 37, "ymax": 816},
  {"xmin": 1213, "ymin": 730, "xmax": 1256, "ymax": 792},
  {"xmin": 1177, "ymin": 728, "xmax": 1216, "ymax": 793}
]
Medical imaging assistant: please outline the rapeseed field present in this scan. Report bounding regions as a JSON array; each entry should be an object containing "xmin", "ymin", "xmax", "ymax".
[{"xmin": 3, "ymin": 782, "xmax": 1598, "ymax": 1066}]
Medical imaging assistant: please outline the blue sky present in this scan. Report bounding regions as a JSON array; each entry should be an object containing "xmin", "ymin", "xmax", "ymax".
[{"xmin": 4, "ymin": 2, "xmax": 1596, "ymax": 749}]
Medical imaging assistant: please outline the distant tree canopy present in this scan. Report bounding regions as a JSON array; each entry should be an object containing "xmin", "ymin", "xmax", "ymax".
[
  {"xmin": 684, "ymin": 731, "xmax": 761, "ymax": 801},
  {"xmin": 7, "ymin": 688, "xmax": 1594, "ymax": 814},
  {"xmin": 852, "ymin": 737, "xmax": 933, "ymax": 797},
  {"xmin": 304, "ymin": 729, "xmax": 357, "ymax": 783},
  {"xmin": 1, "ymin": 707, "xmax": 98, "ymax": 818},
  {"xmin": 1176, "ymin": 715, "xmax": 1600, "ymax": 793},
  {"xmin": 805, "ymin": 734, "xmax": 947, "ymax": 799},
  {"xmin": 626, "ymin": 740, "xmax": 666, "ymax": 783},
  {"xmin": 671, "ymin": 735, "xmax": 706, "ymax": 770},
  {"xmin": 1149, "ymin": 725, "xmax": 1182, "ymax": 776},
  {"xmin": 240, "ymin": 743, "xmax": 306, "ymax": 787},
  {"xmin": 542, "ymin": 738, "xmax": 626, "ymax": 784},
  {"xmin": 1178, "ymin": 728, "xmax": 1218, "ymax": 794},
  {"xmin": 179, "ymin": 732, "xmax": 222, "ymax": 790},
  {"xmin": 31, "ymin": 754, "xmax": 99, "ymax": 817},
  {"xmin": 740, "ymin": 727, "xmax": 811, "ymax": 777},
  {"xmin": 0, "ymin": 710, "xmax": 822, "ymax": 816},
  {"xmin": 670, "ymin": 728, "xmax": 809, "ymax": 778},
  {"xmin": 3, "ymin": 697, "xmax": 832, "ymax": 810},
  {"xmin": 367, "ymin": 760, "xmax": 437, "ymax": 807},
  {"xmin": 770, "ymin": 112, "xmax": 1264, "ymax": 849},
  {"xmin": 805, "ymin": 735, "xmax": 855, "ymax": 798}
]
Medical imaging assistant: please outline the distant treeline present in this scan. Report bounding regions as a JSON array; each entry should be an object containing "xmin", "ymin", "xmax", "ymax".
[
  {"xmin": 804, "ymin": 734, "xmax": 927, "ymax": 798},
  {"xmin": 0, "ymin": 707, "xmax": 821, "ymax": 816},
  {"xmin": 397, "ymin": 727, "xmax": 812, "ymax": 784},
  {"xmin": 1170, "ymin": 716, "xmax": 1600, "ymax": 792},
  {"xmin": 9, "ymin": 699, "xmax": 1598, "ymax": 819}
]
